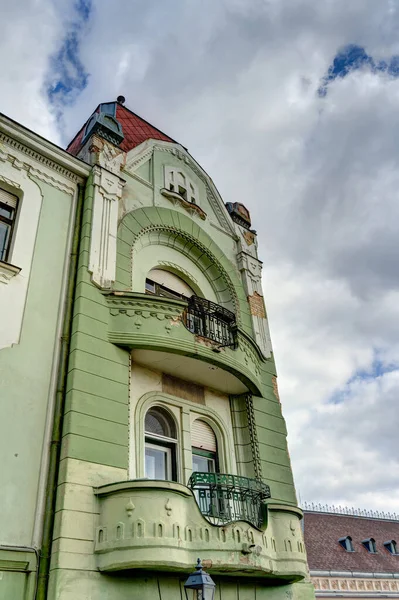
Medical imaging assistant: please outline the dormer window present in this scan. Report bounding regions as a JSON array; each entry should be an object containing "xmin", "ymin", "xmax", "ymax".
[
  {"xmin": 339, "ymin": 536, "xmax": 354, "ymax": 552},
  {"xmin": 165, "ymin": 167, "xmax": 198, "ymax": 204},
  {"xmin": 384, "ymin": 540, "xmax": 398, "ymax": 555},
  {"xmin": 362, "ymin": 538, "xmax": 377, "ymax": 553}
]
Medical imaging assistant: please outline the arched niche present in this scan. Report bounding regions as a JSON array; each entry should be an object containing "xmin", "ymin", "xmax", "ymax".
[
  {"xmin": 133, "ymin": 242, "xmax": 217, "ymax": 304},
  {"xmin": 131, "ymin": 228, "xmax": 234, "ymax": 311},
  {"xmin": 116, "ymin": 207, "xmax": 253, "ymax": 333}
]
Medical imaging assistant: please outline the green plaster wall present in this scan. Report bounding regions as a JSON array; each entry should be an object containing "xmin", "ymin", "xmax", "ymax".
[
  {"xmin": 61, "ymin": 177, "xmax": 130, "ymax": 471},
  {"xmin": 0, "ymin": 179, "xmax": 74, "ymax": 548}
]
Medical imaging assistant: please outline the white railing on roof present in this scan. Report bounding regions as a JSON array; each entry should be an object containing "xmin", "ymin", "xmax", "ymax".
[{"xmin": 302, "ymin": 502, "xmax": 399, "ymax": 521}]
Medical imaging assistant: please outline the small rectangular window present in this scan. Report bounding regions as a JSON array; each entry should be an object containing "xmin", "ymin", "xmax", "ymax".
[{"xmin": 0, "ymin": 189, "xmax": 18, "ymax": 263}]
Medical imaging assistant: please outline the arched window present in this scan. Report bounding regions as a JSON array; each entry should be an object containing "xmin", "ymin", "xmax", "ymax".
[
  {"xmin": 144, "ymin": 406, "xmax": 177, "ymax": 482},
  {"xmin": 384, "ymin": 540, "xmax": 398, "ymax": 555},
  {"xmin": 145, "ymin": 268, "xmax": 194, "ymax": 300},
  {"xmin": 191, "ymin": 419, "xmax": 218, "ymax": 473},
  {"xmin": 362, "ymin": 538, "xmax": 377, "ymax": 553},
  {"xmin": 339, "ymin": 536, "xmax": 354, "ymax": 552}
]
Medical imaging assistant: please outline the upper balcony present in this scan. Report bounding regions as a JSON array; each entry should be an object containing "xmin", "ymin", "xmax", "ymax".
[
  {"xmin": 104, "ymin": 292, "xmax": 264, "ymax": 395},
  {"xmin": 93, "ymin": 477, "xmax": 307, "ymax": 581}
]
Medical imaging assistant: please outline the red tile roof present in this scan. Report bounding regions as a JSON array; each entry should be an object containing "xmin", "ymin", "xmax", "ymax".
[
  {"xmin": 66, "ymin": 102, "xmax": 175, "ymax": 156},
  {"xmin": 304, "ymin": 511, "xmax": 399, "ymax": 573}
]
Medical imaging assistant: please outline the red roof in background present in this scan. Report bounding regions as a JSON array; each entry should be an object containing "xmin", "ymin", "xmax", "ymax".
[
  {"xmin": 304, "ymin": 511, "xmax": 399, "ymax": 573},
  {"xmin": 66, "ymin": 102, "xmax": 175, "ymax": 156}
]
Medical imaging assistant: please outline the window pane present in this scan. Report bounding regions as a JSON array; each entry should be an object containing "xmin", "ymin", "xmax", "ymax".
[
  {"xmin": 0, "ymin": 222, "xmax": 11, "ymax": 261},
  {"xmin": 145, "ymin": 407, "xmax": 176, "ymax": 439},
  {"xmin": 192, "ymin": 454, "xmax": 215, "ymax": 473},
  {"xmin": 145, "ymin": 445, "xmax": 170, "ymax": 480},
  {"xmin": 0, "ymin": 204, "xmax": 13, "ymax": 219}
]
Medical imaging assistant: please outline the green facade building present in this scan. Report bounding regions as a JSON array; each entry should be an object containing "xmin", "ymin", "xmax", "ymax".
[{"xmin": 0, "ymin": 99, "xmax": 315, "ymax": 600}]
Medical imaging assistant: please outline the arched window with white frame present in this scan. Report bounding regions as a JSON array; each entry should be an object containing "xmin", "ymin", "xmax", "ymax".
[{"xmin": 144, "ymin": 406, "xmax": 178, "ymax": 482}]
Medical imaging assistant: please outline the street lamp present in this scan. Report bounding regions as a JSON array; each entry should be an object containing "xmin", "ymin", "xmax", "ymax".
[{"xmin": 184, "ymin": 558, "xmax": 216, "ymax": 600}]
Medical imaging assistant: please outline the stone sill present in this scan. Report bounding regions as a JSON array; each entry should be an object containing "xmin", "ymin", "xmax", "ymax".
[
  {"xmin": 0, "ymin": 260, "xmax": 21, "ymax": 284},
  {"xmin": 161, "ymin": 188, "xmax": 207, "ymax": 220}
]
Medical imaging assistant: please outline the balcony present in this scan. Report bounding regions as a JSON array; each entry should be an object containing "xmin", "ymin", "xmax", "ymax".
[
  {"xmin": 188, "ymin": 472, "xmax": 270, "ymax": 529},
  {"xmin": 104, "ymin": 292, "xmax": 264, "ymax": 395},
  {"xmin": 183, "ymin": 296, "xmax": 237, "ymax": 348},
  {"xmin": 93, "ymin": 479, "xmax": 308, "ymax": 581}
]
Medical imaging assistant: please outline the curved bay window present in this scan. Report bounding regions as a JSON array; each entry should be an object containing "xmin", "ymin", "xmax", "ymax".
[{"xmin": 145, "ymin": 406, "xmax": 178, "ymax": 481}]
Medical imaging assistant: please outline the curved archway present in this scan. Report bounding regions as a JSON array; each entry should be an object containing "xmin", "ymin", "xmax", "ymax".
[
  {"xmin": 132, "ymin": 226, "xmax": 236, "ymax": 313},
  {"xmin": 116, "ymin": 207, "xmax": 253, "ymax": 334}
]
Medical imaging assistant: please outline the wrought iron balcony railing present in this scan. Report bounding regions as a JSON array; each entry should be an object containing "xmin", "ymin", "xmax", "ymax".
[
  {"xmin": 183, "ymin": 296, "xmax": 237, "ymax": 348},
  {"xmin": 188, "ymin": 472, "xmax": 270, "ymax": 530}
]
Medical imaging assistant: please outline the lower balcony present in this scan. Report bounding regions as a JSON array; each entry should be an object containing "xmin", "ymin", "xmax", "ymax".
[{"xmin": 93, "ymin": 479, "xmax": 308, "ymax": 581}]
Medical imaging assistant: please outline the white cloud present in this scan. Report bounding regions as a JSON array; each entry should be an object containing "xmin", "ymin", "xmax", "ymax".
[{"xmin": 2, "ymin": 0, "xmax": 399, "ymax": 511}]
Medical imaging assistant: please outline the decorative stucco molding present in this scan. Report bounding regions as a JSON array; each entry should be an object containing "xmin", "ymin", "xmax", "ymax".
[
  {"xmin": 0, "ymin": 141, "xmax": 79, "ymax": 195},
  {"xmin": 0, "ymin": 160, "xmax": 43, "ymax": 349},
  {"xmin": 0, "ymin": 115, "xmax": 90, "ymax": 180},
  {"xmin": 311, "ymin": 574, "xmax": 399, "ymax": 595},
  {"xmin": 89, "ymin": 165, "xmax": 125, "ymax": 288},
  {"xmin": 237, "ymin": 251, "xmax": 272, "ymax": 358},
  {"xmin": 0, "ymin": 261, "xmax": 21, "ymax": 284},
  {"xmin": 160, "ymin": 188, "xmax": 207, "ymax": 220}
]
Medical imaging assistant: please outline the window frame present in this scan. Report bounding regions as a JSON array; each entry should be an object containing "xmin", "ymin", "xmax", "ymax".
[
  {"xmin": 0, "ymin": 192, "xmax": 18, "ymax": 263},
  {"xmin": 134, "ymin": 392, "xmax": 235, "ymax": 485},
  {"xmin": 144, "ymin": 406, "xmax": 178, "ymax": 482},
  {"xmin": 164, "ymin": 166, "xmax": 199, "ymax": 205},
  {"xmin": 362, "ymin": 538, "xmax": 377, "ymax": 553},
  {"xmin": 339, "ymin": 536, "xmax": 354, "ymax": 552},
  {"xmin": 384, "ymin": 540, "xmax": 398, "ymax": 555}
]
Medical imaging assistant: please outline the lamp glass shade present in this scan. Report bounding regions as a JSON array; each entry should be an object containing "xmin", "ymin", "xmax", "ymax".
[{"xmin": 184, "ymin": 559, "xmax": 216, "ymax": 600}]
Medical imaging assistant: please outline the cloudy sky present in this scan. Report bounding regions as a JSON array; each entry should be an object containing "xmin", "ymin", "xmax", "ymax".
[{"xmin": 3, "ymin": 0, "xmax": 399, "ymax": 514}]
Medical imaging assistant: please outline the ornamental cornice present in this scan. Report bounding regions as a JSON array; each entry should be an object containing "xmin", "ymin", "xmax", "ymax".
[
  {"xmin": 0, "ymin": 132, "xmax": 86, "ymax": 182},
  {"xmin": 311, "ymin": 575, "xmax": 399, "ymax": 594},
  {"xmin": 0, "ymin": 139, "xmax": 79, "ymax": 195}
]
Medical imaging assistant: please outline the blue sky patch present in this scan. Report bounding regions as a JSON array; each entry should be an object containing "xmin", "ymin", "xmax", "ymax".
[
  {"xmin": 327, "ymin": 355, "xmax": 399, "ymax": 405},
  {"xmin": 46, "ymin": 0, "xmax": 92, "ymax": 124},
  {"xmin": 319, "ymin": 44, "xmax": 399, "ymax": 96}
]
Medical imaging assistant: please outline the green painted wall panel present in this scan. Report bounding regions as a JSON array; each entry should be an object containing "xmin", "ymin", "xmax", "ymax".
[
  {"xmin": 63, "ymin": 411, "xmax": 128, "ymax": 446},
  {"xmin": 65, "ymin": 390, "xmax": 128, "ymax": 425},
  {"xmin": 66, "ymin": 369, "xmax": 128, "ymax": 404},
  {"xmin": 60, "ymin": 433, "xmax": 128, "ymax": 469},
  {"xmin": 73, "ymin": 296, "xmax": 109, "ymax": 325},
  {"xmin": 70, "ymin": 331, "xmax": 129, "ymax": 366},
  {"xmin": 68, "ymin": 349, "xmax": 129, "ymax": 385},
  {"xmin": 261, "ymin": 460, "xmax": 295, "ymax": 485},
  {"xmin": 256, "ymin": 427, "xmax": 288, "ymax": 451},
  {"xmin": 71, "ymin": 313, "xmax": 108, "ymax": 341},
  {"xmin": 254, "ymin": 412, "xmax": 287, "ymax": 435}
]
